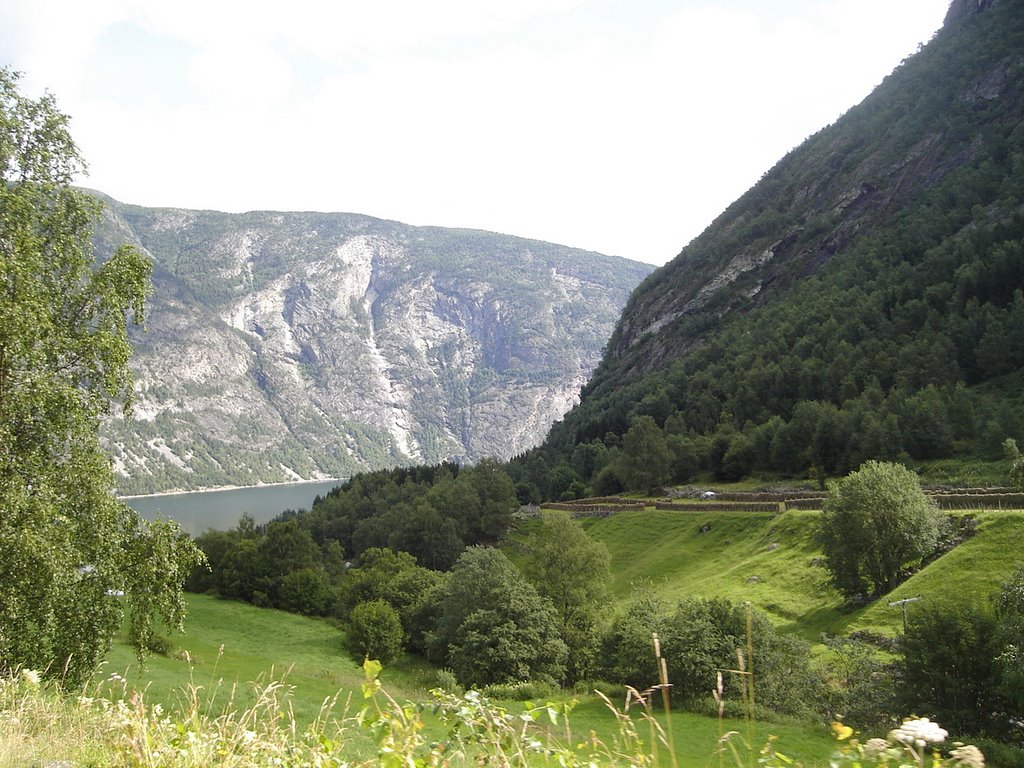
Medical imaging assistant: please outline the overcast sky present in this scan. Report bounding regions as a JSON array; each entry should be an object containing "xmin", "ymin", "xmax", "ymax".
[{"xmin": 1, "ymin": 0, "xmax": 950, "ymax": 266}]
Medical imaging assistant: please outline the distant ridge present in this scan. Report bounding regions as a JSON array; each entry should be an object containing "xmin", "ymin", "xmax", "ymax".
[{"xmin": 93, "ymin": 199, "xmax": 652, "ymax": 495}]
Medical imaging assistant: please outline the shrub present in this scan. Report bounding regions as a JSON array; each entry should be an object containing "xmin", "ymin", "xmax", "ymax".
[
  {"xmin": 480, "ymin": 680, "xmax": 557, "ymax": 701},
  {"xmin": 902, "ymin": 598, "xmax": 1001, "ymax": 736},
  {"xmin": 430, "ymin": 668, "xmax": 463, "ymax": 695},
  {"xmin": 277, "ymin": 567, "xmax": 333, "ymax": 616},
  {"xmin": 346, "ymin": 599, "xmax": 404, "ymax": 664},
  {"xmin": 429, "ymin": 547, "xmax": 567, "ymax": 686}
]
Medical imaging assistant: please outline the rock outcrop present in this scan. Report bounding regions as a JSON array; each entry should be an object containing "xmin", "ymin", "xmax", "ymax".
[{"xmin": 94, "ymin": 200, "xmax": 652, "ymax": 494}]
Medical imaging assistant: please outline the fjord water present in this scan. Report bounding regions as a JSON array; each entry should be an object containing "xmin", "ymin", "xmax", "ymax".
[{"xmin": 122, "ymin": 479, "xmax": 343, "ymax": 535}]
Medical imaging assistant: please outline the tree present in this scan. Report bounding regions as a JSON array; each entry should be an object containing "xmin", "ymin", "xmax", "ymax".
[
  {"xmin": 599, "ymin": 591, "xmax": 669, "ymax": 689},
  {"xmin": 1004, "ymin": 438, "xmax": 1024, "ymax": 490},
  {"xmin": 618, "ymin": 415, "xmax": 672, "ymax": 493},
  {"xmin": 0, "ymin": 68, "xmax": 203, "ymax": 685},
  {"xmin": 902, "ymin": 599, "xmax": 1002, "ymax": 736},
  {"xmin": 429, "ymin": 547, "xmax": 567, "ymax": 686},
  {"xmin": 524, "ymin": 510, "xmax": 612, "ymax": 683},
  {"xmin": 346, "ymin": 599, "xmax": 404, "ymax": 664},
  {"xmin": 664, "ymin": 598, "xmax": 820, "ymax": 716},
  {"xmin": 819, "ymin": 461, "xmax": 940, "ymax": 598}
]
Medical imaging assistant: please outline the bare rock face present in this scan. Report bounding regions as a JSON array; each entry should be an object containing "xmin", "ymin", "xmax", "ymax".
[{"xmin": 94, "ymin": 200, "xmax": 651, "ymax": 494}]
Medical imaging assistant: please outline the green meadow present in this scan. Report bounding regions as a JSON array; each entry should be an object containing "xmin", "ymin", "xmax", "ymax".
[{"xmin": 92, "ymin": 504, "xmax": 1024, "ymax": 766}]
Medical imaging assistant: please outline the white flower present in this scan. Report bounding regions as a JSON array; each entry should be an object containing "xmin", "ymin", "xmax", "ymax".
[
  {"xmin": 950, "ymin": 744, "xmax": 985, "ymax": 768},
  {"xmin": 888, "ymin": 717, "xmax": 948, "ymax": 747},
  {"xmin": 863, "ymin": 738, "xmax": 891, "ymax": 759},
  {"xmin": 20, "ymin": 669, "xmax": 41, "ymax": 687}
]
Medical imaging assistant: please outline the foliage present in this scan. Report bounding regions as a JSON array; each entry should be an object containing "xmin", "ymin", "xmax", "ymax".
[
  {"xmin": 618, "ymin": 415, "xmax": 673, "ymax": 493},
  {"xmin": 820, "ymin": 462, "xmax": 941, "ymax": 598},
  {"xmin": 0, "ymin": 67, "xmax": 203, "ymax": 685},
  {"xmin": 902, "ymin": 599, "xmax": 1002, "ymax": 737},
  {"xmin": 826, "ymin": 718, "xmax": 986, "ymax": 768},
  {"xmin": 523, "ymin": 509, "xmax": 612, "ymax": 684},
  {"xmin": 428, "ymin": 546, "xmax": 568, "ymax": 687},
  {"xmin": 598, "ymin": 591, "xmax": 670, "ymax": 689},
  {"xmin": 346, "ymin": 600, "xmax": 404, "ymax": 665},
  {"xmin": 1006, "ymin": 438, "xmax": 1024, "ymax": 490},
  {"xmin": 902, "ymin": 566, "xmax": 1024, "ymax": 741},
  {"xmin": 336, "ymin": 547, "xmax": 442, "ymax": 652},
  {"xmin": 1, "ymin": 658, "xmax": 991, "ymax": 768},
  {"xmin": 820, "ymin": 634, "xmax": 898, "ymax": 730},
  {"xmin": 189, "ymin": 461, "xmax": 521, "ymax": 628},
  {"xmin": 277, "ymin": 567, "xmax": 333, "ymax": 616},
  {"xmin": 600, "ymin": 595, "xmax": 821, "ymax": 718}
]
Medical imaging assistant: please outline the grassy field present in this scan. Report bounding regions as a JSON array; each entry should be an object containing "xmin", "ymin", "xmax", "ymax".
[
  {"xmin": 98, "ymin": 594, "xmax": 839, "ymax": 767},
  {"xmin": 574, "ymin": 506, "xmax": 1024, "ymax": 643},
  {"xmin": 102, "ymin": 594, "xmax": 435, "ymax": 727},
  {"xmin": 91, "ymin": 505, "xmax": 1023, "ymax": 766}
]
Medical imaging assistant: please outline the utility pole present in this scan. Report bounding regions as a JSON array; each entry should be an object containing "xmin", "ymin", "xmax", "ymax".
[{"xmin": 888, "ymin": 595, "xmax": 923, "ymax": 633}]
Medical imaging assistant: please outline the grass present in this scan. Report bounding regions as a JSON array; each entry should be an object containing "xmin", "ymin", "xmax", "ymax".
[
  {"xmin": 45, "ymin": 503, "xmax": 1018, "ymax": 765},
  {"xmin": 564, "ymin": 698, "xmax": 834, "ymax": 768},
  {"xmin": 847, "ymin": 511, "xmax": 1024, "ymax": 636},
  {"xmin": 0, "ymin": 662, "xmax": 845, "ymax": 768},
  {"xmin": 578, "ymin": 509, "xmax": 842, "ymax": 638},
  {"xmin": 102, "ymin": 593, "xmax": 434, "ymax": 726},
  {"xmin": 89, "ymin": 591, "xmax": 841, "ymax": 766},
  {"xmin": 575, "ymin": 506, "xmax": 1024, "ymax": 644}
]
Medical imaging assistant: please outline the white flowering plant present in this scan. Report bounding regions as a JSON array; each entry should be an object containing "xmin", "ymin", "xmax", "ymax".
[{"xmin": 824, "ymin": 718, "xmax": 984, "ymax": 768}]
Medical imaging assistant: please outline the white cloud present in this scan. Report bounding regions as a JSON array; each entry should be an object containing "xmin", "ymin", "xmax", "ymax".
[{"xmin": 0, "ymin": 0, "xmax": 950, "ymax": 264}]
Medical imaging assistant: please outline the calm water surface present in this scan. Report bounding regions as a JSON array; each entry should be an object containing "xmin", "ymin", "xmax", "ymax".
[{"xmin": 122, "ymin": 479, "xmax": 343, "ymax": 536}]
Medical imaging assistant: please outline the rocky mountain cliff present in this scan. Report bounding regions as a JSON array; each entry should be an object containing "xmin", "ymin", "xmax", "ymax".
[{"xmin": 93, "ymin": 200, "xmax": 651, "ymax": 494}]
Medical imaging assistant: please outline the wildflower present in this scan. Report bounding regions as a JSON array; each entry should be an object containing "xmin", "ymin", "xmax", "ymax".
[
  {"xmin": 20, "ymin": 669, "xmax": 41, "ymax": 687},
  {"xmin": 950, "ymin": 744, "xmax": 985, "ymax": 768},
  {"xmin": 831, "ymin": 722, "xmax": 854, "ymax": 740},
  {"xmin": 863, "ymin": 738, "xmax": 891, "ymax": 759},
  {"xmin": 888, "ymin": 717, "xmax": 948, "ymax": 748}
]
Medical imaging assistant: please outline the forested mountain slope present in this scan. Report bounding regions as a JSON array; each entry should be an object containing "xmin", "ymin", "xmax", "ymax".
[
  {"xmin": 518, "ymin": 0, "xmax": 1024, "ymax": 495},
  {"xmin": 91, "ymin": 201, "xmax": 651, "ymax": 494}
]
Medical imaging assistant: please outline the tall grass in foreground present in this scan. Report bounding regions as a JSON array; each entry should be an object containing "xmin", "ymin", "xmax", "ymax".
[{"xmin": 0, "ymin": 661, "xmax": 987, "ymax": 768}]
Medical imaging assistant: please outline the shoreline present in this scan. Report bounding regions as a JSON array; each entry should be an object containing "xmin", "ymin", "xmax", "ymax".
[{"xmin": 118, "ymin": 477, "xmax": 343, "ymax": 500}]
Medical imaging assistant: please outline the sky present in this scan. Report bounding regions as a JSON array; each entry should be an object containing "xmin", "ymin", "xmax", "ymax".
[{"xmin": 0, "ymin": 0, "xmax": 951, "ymax": 266}]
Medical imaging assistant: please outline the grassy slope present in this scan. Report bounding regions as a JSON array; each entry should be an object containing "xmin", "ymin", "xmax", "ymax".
[
  {"xmin": 100, "ymin": 593, "xmax": 837, "ymax": 767},
  {"xmin": 102, "ymin": 594, "xmax": 434, "ymax": 726},
  {"xmin": 94, "ymin": 508, "xmax": 1022, "ymax": 766},
  {"xmin": 578, "ymin": 507, "xmax": 1024, "ymax": 642}
]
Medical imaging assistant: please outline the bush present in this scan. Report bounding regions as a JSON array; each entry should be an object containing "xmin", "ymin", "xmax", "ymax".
[
  {"xmin": 480, "ymin": 680, "xmax": 557, "ymax": 701},
  {"xmin": 346, "ymin": 600, "xmax": 404, "ymax": 664},
  {"xmin": 429, "ymin": 547, "xmax": 567, "ymax": 687},
  {"xmin": 277, "ymin": 567, "xmax": 333, "ymax": 616},
  {"xmin": 430, "ymin": 668, "xmax": 463, "ymax": 695},
  {"xmin": 819, "ymin": 634, "xmax": 898, "ymax": 730},
  {"xmin": 665, "ymin": 598, "xmax": 823, "ymax": 717},
  {"xmin": 145, "ymin": 634, "xmax": 175, "ymax": 656},
  {"xmin": 598, "ymin": 592, "xmax": 669, "ymax": 689},
  {"xmin": 902, "ymin": 598, "xmax": 1001, "ymax": 736}
]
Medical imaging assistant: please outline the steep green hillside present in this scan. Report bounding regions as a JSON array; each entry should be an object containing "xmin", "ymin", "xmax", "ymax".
[
  {"xmin": 517, "ymin": 0, "xmax": 1024, "ymax": 494},
  {"xmin": 574, "ymin": 507, "xmax": 1024, "ymax": 643}
]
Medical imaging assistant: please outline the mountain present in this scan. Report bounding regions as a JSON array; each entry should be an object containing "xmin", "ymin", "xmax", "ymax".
[
  {"xmin": 93, "ymin": 200, "xmax": 652, "ymax": 495},
  {"xmin": 516, "ymin": 0, "xmax": 1024, "ymax": 496}
]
